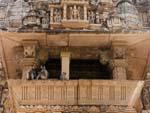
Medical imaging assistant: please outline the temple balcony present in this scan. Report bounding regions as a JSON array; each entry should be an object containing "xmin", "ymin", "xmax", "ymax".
[{"xmin": 7, "ymin": 79, "xmax": 144, "ymax": 113}]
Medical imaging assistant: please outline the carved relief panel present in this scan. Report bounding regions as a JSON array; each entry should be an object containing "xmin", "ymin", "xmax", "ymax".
[
  {"xmin": 67, "ymin": 5, "xmax": 84, "ymax": 20},
  {"xmin": 53, "ymin": 8, "xmax": 62, "ymax": 23},
  {"xmin": 24, "ymin": 45, "xmax": 36, "ymax": 58},
  {"xmin": 88, "ymin": 10, "xmax": 102, "ymax": 24}
]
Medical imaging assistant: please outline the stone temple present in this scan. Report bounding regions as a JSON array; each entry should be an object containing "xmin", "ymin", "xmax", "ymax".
[{"xmin": 0, "ymin": 0, "xmax": 150, "ymax": 113}]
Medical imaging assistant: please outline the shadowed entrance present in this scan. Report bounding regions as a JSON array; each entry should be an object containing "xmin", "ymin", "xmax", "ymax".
[{"xmin": 45, "ymin": 59, "xmax": 111, "ymax": 79}]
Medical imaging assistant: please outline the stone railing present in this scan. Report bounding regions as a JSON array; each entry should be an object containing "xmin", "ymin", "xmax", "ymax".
[{"xmin": 7, "ymin": 80, "xmax": 143, "ymax": 106}]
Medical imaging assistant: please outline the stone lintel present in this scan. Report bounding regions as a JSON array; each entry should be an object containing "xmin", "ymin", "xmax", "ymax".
[
  {"xmin": 22, "ymin": 40, "xmax": 39, "ymax": 47},
  {"xmin": 112, "ymin": 40, "xmax": 127, "ymax": 47}
]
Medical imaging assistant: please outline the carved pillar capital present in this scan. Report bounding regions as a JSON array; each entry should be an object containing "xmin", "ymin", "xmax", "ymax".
[
  {"xmin": 22, "ymin": 40, "xmax": 39, "ymax": 58},
  {"xmin": 61, "ymin": 51, "xmax": 71, "ymax": 58},
  {"xmin": 111, "ymin": 40, "xmax": 127, "ymax": 59}
]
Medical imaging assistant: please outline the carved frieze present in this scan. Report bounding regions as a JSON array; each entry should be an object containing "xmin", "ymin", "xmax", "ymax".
[{"xmin": 15, "ymin": 105, "xmax": 128, "ymax": 113}]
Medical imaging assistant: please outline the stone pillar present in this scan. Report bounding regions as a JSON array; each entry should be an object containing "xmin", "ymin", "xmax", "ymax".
[
  {"xmin": 60, "ymin": 51, "xmax": 71, "ymax": 80},
  {"xmin": 63, "ymin": 4, "xmax": 67, "ymax": 20},
  {"xmin": 110, "ymin": 59, "xmax": 127, "ymax": 80},
  {"xmin": 22, "ymin": 40, "xmax": 39, "ymax": 80},
  {"xmin": 84, "ymin": 5, "xmax": 87, "ymax": 21},
  {"xmin": 110, "ymin": 40, "xmax": 127, "ymax": 80},
  {"xmin": 50, "ymin": 7, "xmax": 54, "ymax": 23}
]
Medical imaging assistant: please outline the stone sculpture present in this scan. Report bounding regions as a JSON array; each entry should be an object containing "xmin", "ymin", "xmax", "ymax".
[
  {"xmin": 88, "ymin": 11, "xmax": 95, "ymax": 23},
  {"xmin": 96, "ymin": 11, "xmax": 100, "ymax": 24},
  {"xmin": 70, "ymin": 5, "xmax": 80, "ymax": 20},
  {"xmin": 24, "ymin": 46, "xmax": 36, "ymax": 58},
  {"xmin": 54, "ymin": 9, "xmax": 61, "ymax": 23}
]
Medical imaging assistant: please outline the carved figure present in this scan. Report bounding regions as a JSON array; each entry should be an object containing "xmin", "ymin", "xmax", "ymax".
[
  {"xmin": 42, "ymin": 18, "xmax": 47, "ymax": 25},
  {"xmin": 24, "ymin": 46, "xmax": 35, "ymax": 58},
  {"xmin": 42, "ymin": 17, "xmax": 49, "ymax": 28},
  {"xmin": 54, "ymin": 9, "xmax": 61, "ymax": 23},
  {"xmin": 72, "ymin": 5, "xmax": 80, "ymax": 20},
  {"xmin": 36, "ymin": 66, "xmax": 48, "ymax": 80},
  {"xmin": 96, "ymin": 11, "xmax": 100, "ymax": 24},
  {"xmin": 89, "ymin": 11, "xmax": 95, "ymax": 23},
  {"xmin": 70, "ymin": 7, "xmax": 73, "ymax": 19},
  {"xmin": 77, "ymin": 6, "xmax": 81, "ymax": 20}
]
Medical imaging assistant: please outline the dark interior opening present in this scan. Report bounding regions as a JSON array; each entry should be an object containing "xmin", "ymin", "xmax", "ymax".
[
  {"xmin": 45, "ymin": 58, "xmax": 61, "ymax": 79},
  {"xmin": 70, "ymin": 59, "xmax": 111, "ymax": 79},
  {"xmin": 45, "ymin": 58, "xmax": 111, "ymax": 79}
]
